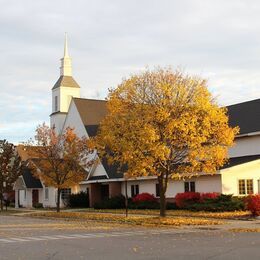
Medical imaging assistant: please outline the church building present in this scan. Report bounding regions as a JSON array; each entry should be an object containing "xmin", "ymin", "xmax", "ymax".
[{"xmin": 14, "ymin": 36, "xmax": 260, "ymax": 208}]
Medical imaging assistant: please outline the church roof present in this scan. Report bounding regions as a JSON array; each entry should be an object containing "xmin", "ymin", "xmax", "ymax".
[
  {"xmin": 52, "ymin": 75, "xmax": 80, "ymax": 90},
  {"xmin": 227, "ymin": 98, "xmax": 260, "ymax": 135},
  {"xmin": 72, "ymin": 96, "xmax": 260, "ymax": 180},
  {"xmin": 221, "ymin": 154, "xmax": 260, "ymax": 169},
  {"xmin": 73, "ymin": 97, "xmax": 260, "ymax": 137},
  {"xmin": 73, "ymin": 98, "xmax": 107, "ymax": 127},
  {"xmin": 22, "ymin": 167, "xmax": 43, "ymax": 189}
]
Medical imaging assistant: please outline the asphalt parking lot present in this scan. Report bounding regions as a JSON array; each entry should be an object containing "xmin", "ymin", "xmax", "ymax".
[{"xmin": 0, "ymin": 215, "xmax": 259, "ymax": 260}]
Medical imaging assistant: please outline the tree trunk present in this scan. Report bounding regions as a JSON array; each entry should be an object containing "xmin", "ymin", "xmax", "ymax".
[
  {"xmin": 0, "ymin": 197, "xmax": 3, "ymax": 211},
  {"xmin": 158, "ymin": 175, "xmax": 167, "ymax": 217},
  {"xmin": 0, "ymin": 184, "xmax": 3, "ymax": 211},
  {"xmin": 124, "ymin": 179, "xmax": 128, "ymax": 217},
  {"xmin": 56, "ymin": 188, "xmax": 61, "ymax": 213}
]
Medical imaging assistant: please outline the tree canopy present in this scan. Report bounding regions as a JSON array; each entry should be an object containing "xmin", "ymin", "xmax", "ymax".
[
  {"xmin": 0, "ymin": 140, "xmax": 23, "ymax": 211},
  {"xmin": 95, "ymin": 68, "xmax": 239, "ymax": 216},
  {"xmin": 30, "ymin": 123, "xmax": 95, "ymax": 212}
]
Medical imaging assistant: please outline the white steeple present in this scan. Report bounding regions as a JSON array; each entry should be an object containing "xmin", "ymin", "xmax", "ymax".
[
  {"xmin": 60, "ymin": 33, "xmax": 72, "ymax": 76},
  {"xmin": 51, "ymin": 34, "xmax": 80, "ymax": 134}
]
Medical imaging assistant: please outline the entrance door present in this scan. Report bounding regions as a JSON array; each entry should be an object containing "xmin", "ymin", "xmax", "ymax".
[
  {"xmin": 101, "ymin": 185, "xmax": 109, "ymax": 200},
  {"xmin": 32, "ymin": 190, "xmax": 39, "ymax": 207}
]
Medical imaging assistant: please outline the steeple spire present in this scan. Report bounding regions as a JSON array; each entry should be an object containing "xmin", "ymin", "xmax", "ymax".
[
  {"xmin": 64, "ymin": 32, "xmax": 69, "ymax": 57},
  {"xmin": 60, "ymin": 33, "xmax": 72, "ymax": 76}
]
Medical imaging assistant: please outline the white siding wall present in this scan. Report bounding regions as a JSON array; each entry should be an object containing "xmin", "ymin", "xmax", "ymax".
[
  {"xmin": 50, "ymin": 113, "xmax": 67, "ymax": 134},
  {"xmin": 91, "ymin": 163, "xmax": 108, "ymax": 177},
  {"xmin": 221, "ymin": 160, "xmax": 260, "ymax": 195},
  {"xmin": 62, "ymin": 100, "xmax": 87, "ymax": 138},
  {"xmin": 52, "ymin": 87, "xmax": 80, "ymax": 113},
  {"xmin": 52, "ymin": 88, "xmax": 59, "ymax": 112},
  {"xmin": 121, "ymin": 175, "xmax": 222, "ymax": 198},
  {"xmin": 42, "ymin": 187, "xmax": 57, "ymax": 208},
  {"xmin": 229, "ymin": 135, "xmax": 260, "ymax": 157},
  {"xmin": 18, "ymin": 189, "xmax": 43, "ymax": 208},
  {"xmin": 60, "ymin": 87, "xmax": 80, "ymax": 112}
]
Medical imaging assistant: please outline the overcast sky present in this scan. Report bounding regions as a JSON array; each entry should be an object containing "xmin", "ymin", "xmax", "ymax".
[{"xmin": 1, "ymin": 0, "xmax": 260, "ymax": 144}]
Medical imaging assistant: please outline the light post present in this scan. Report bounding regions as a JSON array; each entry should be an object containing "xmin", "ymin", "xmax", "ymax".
[{"xmin": 124, "ymin": 173, "xmax": 128, "ymax": 217}]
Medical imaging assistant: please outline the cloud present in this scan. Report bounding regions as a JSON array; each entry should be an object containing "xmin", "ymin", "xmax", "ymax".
[{"xmin": 1, "ymin": 0, "xmax": 260, "ymax": 143}]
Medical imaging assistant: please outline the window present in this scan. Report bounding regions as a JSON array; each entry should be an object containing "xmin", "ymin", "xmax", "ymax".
[
  {"xmin": 44, "ymin": 187, "xmax": 49, "ymax": 200},
  {"xmin": 131, "ymin": 185, "xmax": 139, "ymax": 197},
  {"xmin": 156, "ymin": 183, "xmax": 160, "ymax": 197},
  {"xmin": 239, "ymin": 180, "xmax": 245, "ymax": 194},
  {"xmin": 247, "ymin": 179, "xmax": 254, "ymax": 194},
  {"xmin": 184, "ymin": 182, "xmax": 195, "ymax": 192},
  {"xmin": 61, "ymin": 188, "xmax": 71, "ymax": 200},
  {"xmin": 239, "ymin": 179, "xmax": 253, "ymax": 195},
  {"xmin": 184, "ymin": 182, "xmax": 189, "ymax": 192},
  {"xmin": 54, "ymin": 96, "xmax": 58, "ymax": 111}
]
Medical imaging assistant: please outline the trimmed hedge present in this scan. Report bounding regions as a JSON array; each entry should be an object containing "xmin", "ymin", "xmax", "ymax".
[
  {"xmin": 176, "ymin": 193, "xmax": 245, "ymax": 212},
  {"xmin": 245, "ymin": 195, "xmax": 260, "ymax": 216},
  {"xmin": 67, "ymin": 191, "xmax": 89, "ymax": 208},
  {"xmin": 132, "ymin": 193, "xmax": 157, "ymax": 203},
  {"xmin": 93, "ymin": 193, "xmax": 177, "ymax": 210},
  {"xmin": 94, "ymin": 195, "xmax": 125, "ymax": 209},
  {"xmin": 129, "ymin": 200, "xmax": 160, "ymax": 209}
]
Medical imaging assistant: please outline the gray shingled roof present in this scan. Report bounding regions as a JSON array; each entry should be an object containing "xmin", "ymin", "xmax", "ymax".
[
  {"xmin": 85, "ymin": 125, "xmax": 99, "ymax": 137},
  {"xmin": 221, "ymin": 155, "xmax": 260, "ymax": 169},
  {"xmin": 88, "ymin": 175, "xmax": 108, "ymax": 181},
  {"xmin": 52, "ymin": 76, "xmax": 80, "ymax": 90},
  {"xmin": 22, "ymin": 167, "xmax": 43, "ymax": 189},
  {"xmin": 227, "ymin": 98, "xmax": 260, "ymax": 135},
  {"xmin": 73, "ymin": 98, "xmax": 107, "ymax": 126},
  {"xmin": 75, "ymin": 97, "xmax": 260, "ymax": 137}
]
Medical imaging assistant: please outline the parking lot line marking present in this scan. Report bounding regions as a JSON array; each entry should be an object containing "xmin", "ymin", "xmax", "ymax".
[
  {"xmin": 0, "ymin": 239, "xmax": 16, "ymax": 243},
  {"xmin": 5, "ymin": 238, "xmax": 31, "ymax": 242},
  {"xmin": 0, "ymin": 229, "xmax": 181, "ymax": 244}
]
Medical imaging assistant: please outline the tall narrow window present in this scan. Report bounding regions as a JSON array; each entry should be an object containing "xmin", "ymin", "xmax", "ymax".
[
  {"xmin": 190, "ymin": 182, "xmax": 195, "ymax": 192},
  {"xmin": 54, "ymin": 96, "xmax": 58, "ymax": 111},
  {"xmin": 184, "ymin": 182, "xmax": 196, "ymax": 192},
  {"xmin": 246, "ymin": 179, "xmax": 254, "ymax": 194},
  {"xmin": 239, "ymin": 180, "xmax": 246, "ymax": 195},
  {"xmin": 131, "ymin": 185, "xmax": 139, "ymax": 197},
  {"xmin": 184, "ymin": 182, "xmax": 189, "ymax": 192},
  {"xmin": 44, "ymin": 187, "xmax": 49, "ymax": 200},
  {"xmin": 156, "ymin": 183, "xmax": 160, "ymax": 197}
]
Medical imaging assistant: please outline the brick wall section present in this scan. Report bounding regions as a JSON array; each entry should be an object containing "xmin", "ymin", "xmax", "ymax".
[
  {"xmin": 89, "ymin": 183, "xmax": 101, "ymax": 207},
  {"xmin": 109, "ymin": 182, "xmax": 122, "ymax": 198}
]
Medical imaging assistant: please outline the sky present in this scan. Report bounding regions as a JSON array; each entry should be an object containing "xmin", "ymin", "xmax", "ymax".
[{"xmin": 1, "ymin": 0, "xmax": 260, "ymax": 144}]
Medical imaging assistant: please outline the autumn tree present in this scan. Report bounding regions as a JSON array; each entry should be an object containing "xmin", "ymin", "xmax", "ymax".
[
  {"xmin": 95, "ymin": 68, "xmax": 239, "ymax": 217},
  {"xmin": 30, "ymin": 124, "xmax": 95, "ymax": 212},
  {"xmin": 0, "ymin": 140, "xmax": 23, "ymax": 211}
]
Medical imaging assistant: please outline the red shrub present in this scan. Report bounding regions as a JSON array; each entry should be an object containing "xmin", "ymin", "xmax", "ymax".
[
  {"xmin": 175, "ymin": 192, "xmax": 200, "ymax": 208},
  {"xmin": 200, "ymin": 192, "xmax": 220, "ymax": 202},
  {"xmin": 245, "ymin": 195, "xmax": 260, "ymax": 216},
  {"xmin": 132, "ymin": 193, "xmax": 157, "ymax": 203}
]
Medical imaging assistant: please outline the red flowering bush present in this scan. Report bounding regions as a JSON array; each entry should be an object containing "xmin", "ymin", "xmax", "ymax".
[
  {"xmin": 132, "ymin": 193, "xmax": 157, "ymax": 203},
  {"xmin": 175, "ymin": 192, "xmax": 200, "ymax": 208},
  {"xmin": 245, "ymin": 195, "xmax": 260, "ymax": 216},
  {"xmin": 200, "ymin": 192, "xmax": 220, "ymax": 202}
]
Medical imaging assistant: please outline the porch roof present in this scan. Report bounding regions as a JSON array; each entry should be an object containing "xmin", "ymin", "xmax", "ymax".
[{"xmin": 22, "ymin": 167, "xmax": 43, "ymax": 189}]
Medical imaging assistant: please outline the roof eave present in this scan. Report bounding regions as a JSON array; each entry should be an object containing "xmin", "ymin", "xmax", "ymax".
[{"xmin": 236, "ymin": 131, "xmax": 260, "ymax": 138}]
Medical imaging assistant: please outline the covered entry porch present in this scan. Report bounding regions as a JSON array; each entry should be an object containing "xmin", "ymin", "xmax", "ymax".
[
  {"xmin": 86, "ymin": 181, "xmax": 122, "ymax": 207},
  {"xmin": 13, "ymin": 167, "xmax": 43, "ymax": 208}
]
